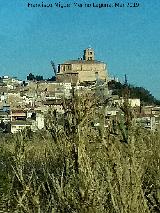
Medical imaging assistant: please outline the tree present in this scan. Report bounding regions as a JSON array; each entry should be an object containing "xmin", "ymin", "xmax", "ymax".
[
  {"xmin": 47, "ymin": 76, "xmax": 56, "ymax": 81},
  {"xmin": 35, "ymin": 75, "xmax": 43, "ymax": 81},
  {"xmin": 27, "ymin": 73, "xmax": 44, "ymax": 81},
  {"xmin": 108, "ymin": 80, "xmax": 160, "ymax": 106},
  {"xmin": 27, "ymin": 73, "xmax": 35, "ymax": 81}
]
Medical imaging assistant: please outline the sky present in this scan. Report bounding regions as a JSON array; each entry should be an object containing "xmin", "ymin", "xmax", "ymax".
[{"xmin": 0, "ymin": 0, "xmax": 160, "ymax": 98}]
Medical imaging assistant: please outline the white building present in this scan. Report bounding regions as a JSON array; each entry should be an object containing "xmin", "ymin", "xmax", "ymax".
[{"xmin": 113, "ymin": 98, "xmax": 140, "ymax": 107}]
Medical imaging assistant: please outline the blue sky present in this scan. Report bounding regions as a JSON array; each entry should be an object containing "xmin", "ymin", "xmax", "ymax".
[{"xmin": 0, "ymin": 0, "xmax": 160, "ymax": 98}]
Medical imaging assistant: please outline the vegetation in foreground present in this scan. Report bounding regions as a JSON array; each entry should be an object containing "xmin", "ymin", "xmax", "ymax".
[{"xmin": 0, "ymin": 94, "xmax": 160, "ymax": 212}]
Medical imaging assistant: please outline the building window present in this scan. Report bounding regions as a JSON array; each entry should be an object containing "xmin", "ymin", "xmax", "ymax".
[{"xmin": 67, "ymin": 65, "xmax": 71, "ymax": 70}]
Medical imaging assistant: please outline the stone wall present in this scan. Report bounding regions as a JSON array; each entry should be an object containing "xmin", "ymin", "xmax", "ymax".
[{"xmin": 59, "ymin": 62, "xmax": 107, "ymax": 83}]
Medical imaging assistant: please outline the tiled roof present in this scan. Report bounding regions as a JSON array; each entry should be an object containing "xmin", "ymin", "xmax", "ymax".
[{"xmin": 62, "ymin": 60, "xmax": 104, "ymax": 64}]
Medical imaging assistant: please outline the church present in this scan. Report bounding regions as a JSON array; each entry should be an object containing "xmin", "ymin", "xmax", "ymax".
[{"xmin": 56, "ymin": 48, "xmax": 108, "ymax": 84}]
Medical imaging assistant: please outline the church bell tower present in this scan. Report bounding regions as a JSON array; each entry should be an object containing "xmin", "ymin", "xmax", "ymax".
[{"xmin": 83, "ymin": 47, "xmax": 95, "ymax": 61}]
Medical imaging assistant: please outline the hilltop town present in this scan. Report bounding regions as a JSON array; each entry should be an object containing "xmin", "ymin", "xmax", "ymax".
[{"xmin": 0, "ymin": 47, "xmax": 159, "ymax": 134}]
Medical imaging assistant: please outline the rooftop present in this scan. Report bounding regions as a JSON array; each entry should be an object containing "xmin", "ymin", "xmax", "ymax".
[
  {"xmin": 63, "ymin": 60, "xmax": 105, "ymax": 64},
  {"xmin": 11, "ymin": 120, "xmax": 33, "ymax": 125}
]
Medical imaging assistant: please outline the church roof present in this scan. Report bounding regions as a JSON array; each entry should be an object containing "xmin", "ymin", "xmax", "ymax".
[{"xmin": 62, "ymin": 60, "xmax": 104, "ymax": 64}]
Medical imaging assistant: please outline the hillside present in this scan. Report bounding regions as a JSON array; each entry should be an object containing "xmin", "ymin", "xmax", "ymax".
[{"xmin": 108, "ymin": 80, "xmax": 160, "ymax": 105}]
